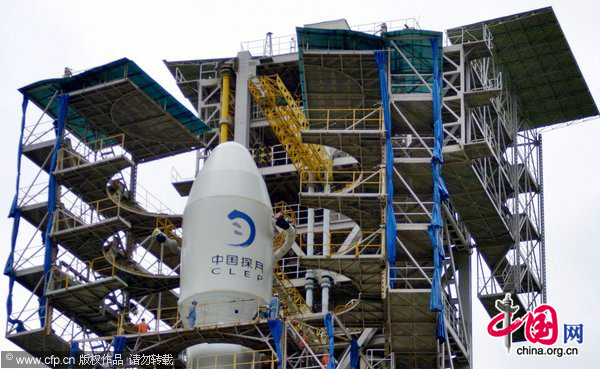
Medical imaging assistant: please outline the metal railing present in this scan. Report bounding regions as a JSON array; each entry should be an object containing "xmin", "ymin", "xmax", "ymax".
[
  {"xmin": 252, "ymin": 144, "xmax": 294, "ymax": 168},
  {"xmin": 300, "ymin": 170, "xmax": 384, "ymax": 196},
  {"xmin": 352, "ymin": 18, "xmax": 421, "ymax": 34},
  {"xmin": 445, "ymin": 24, "xmax": 493, "ymax": 49},
  {"xmin": 293, "ymin": 205, "xmax": 351, "ymax": 227},
  {"xmin": 393, "ymin": 200, "xmax": 433, "ymax": 224},
  {"xmin": 273, "ymin": 264, "xmax": 312, "ymax": 316},
  {"xmin": 389, "ymin": 265, "xmax": 434, "ymax": 289},
  {"xmin": 240, "ymin": 18, "xmax": 420, "ymax": 57},
  {"xmin": 390, "ymin": 73, "xmax": 433, "ymax": 94},
  {"xmin": 120, "ymin": 298, "xmax": 267, "ymax": 333},
  {"xmin": 390, "ymin": 130, "xmax": 463, "ymax": 160},
  {"xmin": 366, "ymin": 349, "xmax": 395, "ymax": 369},
  {"xmin": 51, "ymin": 197, "xmax": 120, "ymax": 232},
  {"xmin": 241, "ymin": 34, "xmax": 298, "ymax": 56},
  {"xmin": 134, "ymin": 183, "xmax": 175, "ymax": 215},
  {"xmin": 304, "ymin": 108, "xmax": 383, "ymax": 131},
  {"xmin": 443, "ymin": 291, "xmax": 469, "ymax": 355},
  {"xmin": 299, "ymin": 230, "xmax": 384, "ymax": 257},
  {"xmin": 22, "ymin": 120, "xmax": 56, "ymax": 146},
  {"xmin": 170, "ymin": 166, "xmax": 192, "ymax": 184},
  {"xmin": 278, "ymin": 256, "xmax": 306, "ymax": 280},
  {"xmin": 56, "ymin": 134, "xmax": 129, "ymax": 171},
  {"xmin": 17, "ymin": 182, "xmax": 50, "ymax": 208},
  {"xmin": 12, "ymin": 244, "xmax": 47, "ymax": 271},
  {"xmin": 50, "ymin": 256, "xmax": 117, "ymax": 290},
  {"xmin": 184, "ymin": 349, "xmax": 277, "ymax": 369}
]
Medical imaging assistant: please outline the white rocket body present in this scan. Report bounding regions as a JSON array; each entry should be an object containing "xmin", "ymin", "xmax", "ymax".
[
  {"xmin": 185, "ymin": 344, "xmax": 257, "ymax": 369},
  {"xmin": 180, "ymin": 142, "xmax": 273, "ymax": 326}
]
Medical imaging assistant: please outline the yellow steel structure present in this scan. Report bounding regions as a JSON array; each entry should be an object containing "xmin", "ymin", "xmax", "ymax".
[
  {"xmin": 248, "ymin": 75, "xmax": 331, "ymax": 179},
  {"xmin": 156, "ymin": 217, "xmax": 181, "ymax": 242},
  {"xmin": 272, "ymin": 264, "xmax": 311, "ymax": 316},
  {"xmin": 219, "ymin": 69, "xmax": 232, "ymax": 143},
  {"xmin": 273, "ymin": 201, "xmax": 297, "ymax": 225},
  {"xmin": 271, "ymin": 201, "xmax": 309, "ymax": 316},
  {"xmin": 270, "ymin": 201, "xmax": 323, "ymax": 347}
]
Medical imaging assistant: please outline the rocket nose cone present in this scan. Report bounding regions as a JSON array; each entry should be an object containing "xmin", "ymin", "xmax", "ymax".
[
  {"xmin": 186, "ymin": 142, "xmax": 271, "ymax": 208},
  {"xmin": 202, "ymin": 142, "xmax": 259, "ymax": 175}
]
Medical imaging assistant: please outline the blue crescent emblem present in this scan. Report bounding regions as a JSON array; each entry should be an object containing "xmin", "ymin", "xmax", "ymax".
[{"xmin": 227, "ymin": 209, "xmax": 256, "ymax": 247}]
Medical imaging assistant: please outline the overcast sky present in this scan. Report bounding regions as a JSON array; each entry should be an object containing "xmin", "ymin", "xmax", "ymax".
[{"xmin": 1, "ymin": 1, "xmax": 598, "ymax": 368}]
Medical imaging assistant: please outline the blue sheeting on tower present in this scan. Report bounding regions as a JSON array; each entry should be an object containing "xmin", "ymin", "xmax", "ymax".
[
  {"xmin": 428, "ymin": 38, "xmax": 448, "ymax": 342},
  {"xmin": 374, "ymin": 51, "xmax": 397, "ymax": 286},
  {"xmin": 324, "ymin": 312, "xmax": 336, "ymax": 369},
  {"xmin": 112, "ymin": 335, "xmax": 126, "ymax": 368},
  {"xmin": 68, "ymin": 342, "xmax": 79, "ymax": 369},
  {"xmin": 268, "ymin": 319, "xmax": 284, "ymax": 369},
  {"xmin": 350, "ymin": 339, "xmax": 359, "ymax": 369},
  {"xmin": 39, "ymin": 94, "xmax": 69, "ymax": 327},
  {"xmin": 5, "ymin": 95, "xmax": 29, "ymax": 333}
]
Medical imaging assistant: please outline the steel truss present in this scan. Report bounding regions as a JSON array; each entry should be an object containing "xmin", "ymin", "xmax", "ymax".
[{"xmin": 6, "ymin": 88, "xmax": 217, "ymax": 358}]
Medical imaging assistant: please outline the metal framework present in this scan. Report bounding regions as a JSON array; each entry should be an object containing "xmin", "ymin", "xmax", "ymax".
[{"xmin": 8, "ymin": 9, "xmax": 597, "ymax": 369}]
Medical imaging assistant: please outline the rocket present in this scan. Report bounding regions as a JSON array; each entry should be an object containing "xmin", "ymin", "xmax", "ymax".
[
  {"xmin": 179, "ymin": 142, "xmax": 297, "ymax": 368},
  {"xmin": 179, "ymin": 142, "xmax": 274, "ymax": 327}
]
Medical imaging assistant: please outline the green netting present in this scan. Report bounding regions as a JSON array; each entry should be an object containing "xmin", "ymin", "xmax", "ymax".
[
  {"xmin": 296, "ymin": 27, "xmax": 385, "ymax": 52},
  {"xmin": 297, "ymin": 27, "xmax": 444, "ymax": 103},
  {"xmin": 386, "ymin": 30, "xmax": 443, "ymax": 94},
  {"xmin": 296, "ymin": 27, "xmax": 386, "ymax": 109},
  {"xmin": 19, "ymin": 58, "xmax": 210, "ymax": 148}
]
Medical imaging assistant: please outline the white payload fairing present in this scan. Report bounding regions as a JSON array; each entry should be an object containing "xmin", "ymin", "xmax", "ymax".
[
  {"xmin": 180, "ymin": 142, "xmax": 274, "ymax": 327},
  {"xmin": 180, "ymin": 141, "xmax": 297, "ymax": 368}
]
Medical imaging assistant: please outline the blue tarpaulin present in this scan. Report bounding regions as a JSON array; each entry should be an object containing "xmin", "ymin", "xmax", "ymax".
[
  {"xmin": 324, "ymin": 312, "xmax": 336, "ymax": 369},
  {"xmin": 428, "ymin": 38, "xmax": 447, "ymax": 342},
  {"xmin": 68, "ymin": 342, "xmax": 79, "ymax": 369},
  {"xmin": 268, "ymin": 319, "xmax": 284, "ymax": 369},
  {"xmin": 374, "ymin": 51, "xmax": 398, "ymax": 287},
  {"xmin": 112, "ymin": 335, "xmax": 126, "ymax": 368},
  {"xmin": 39, "ymin": 94, "xmax": 69, "ymax": 326},
  {"xmin": 5, "ymin": 95, "xmax": 29, "ymax": 333},
  {"xmin": 350, "ymin": 339, "xmax": 359, "ymax": 369},
  {"xmin": 113, "ymin": 336, "xmax": 126, "ymax": 353}
]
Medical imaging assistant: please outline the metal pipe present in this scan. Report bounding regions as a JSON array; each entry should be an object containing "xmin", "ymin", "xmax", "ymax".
[
  {"xmin": 321, "ymin": 274, "xmax": 333, "ymax": 313},
  {"xmin": 307, "ymin": 179, "xmax": 315, "ymax": 256},
  {"xmin": 219, "ymin": 68, "xmax": 232, "ymax": 144},
  {"xmin": 273, "ymin": 215, "xmax": 295, "ymax": 262},
  {"xmin": 305, "ymin": 270, "xmax": 315, "ymax": 309},
  {"xmin": 323, "ymin": 183, "xmax": 331, "ymax": 256},
  {"xmin": 307, "ymin": 206, "xmax": 315, "ymax": 255},
  {"xmin": 306, "ymin": 176, "xmax": 316, "ymax": 308}
]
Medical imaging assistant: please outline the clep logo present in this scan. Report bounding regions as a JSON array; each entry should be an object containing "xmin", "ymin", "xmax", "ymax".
[{"xmin": 226, "ymin": 209, "xmax": 256, "ymax": 247}]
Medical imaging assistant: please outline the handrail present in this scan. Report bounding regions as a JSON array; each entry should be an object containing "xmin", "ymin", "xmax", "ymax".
[
  {"xmin": 119, "ymin": 298, "xmax": 266, "ymax": 333},
  {"xmin": 303, "ymin": 108, "xmax": 383, "ymax": 131},
  {"xmin": 51, "ymin": 197, "xmax": 121, "ymax": 233},
  {"xmin": 300, "ymin": 170, "xmax": 384, "ymax": 196},
  {"xmin": 186, "ymin": 349, "xmax": 277, "ymax": 369},
  {"xmin": 50, "ymin": 255, "xmax": 117, "ymax": 290},
  {"xmin": 56, "ymin": 134, "xmax": 128, "ymax": 171},
  {"xmin": 299, "ymin": 230, "xmax": 384, "ymax": 257}
]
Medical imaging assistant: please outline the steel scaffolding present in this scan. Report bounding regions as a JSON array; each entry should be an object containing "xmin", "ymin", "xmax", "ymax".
[{"xmin": 6, "ymin": 7, "xmax": 598, "ymax": 369}]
